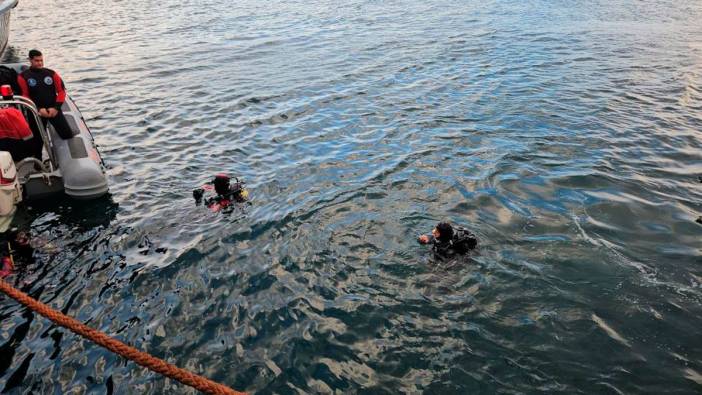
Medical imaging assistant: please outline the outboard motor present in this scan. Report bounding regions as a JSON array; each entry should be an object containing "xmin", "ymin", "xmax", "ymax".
[{"xmin": 0, "ymin": 151, "xmax": 21, "ymax": 216}]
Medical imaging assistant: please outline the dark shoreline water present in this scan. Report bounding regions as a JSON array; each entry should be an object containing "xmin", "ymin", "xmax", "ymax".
[{"xmin": 1, "ymin": 0, "xmax": 701, "ymax": 393}]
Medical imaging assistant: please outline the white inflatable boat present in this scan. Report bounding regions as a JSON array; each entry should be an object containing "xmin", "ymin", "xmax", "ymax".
[{"xmin": 0, "ymin": 63, "xmax": 108, "ymax": 229}]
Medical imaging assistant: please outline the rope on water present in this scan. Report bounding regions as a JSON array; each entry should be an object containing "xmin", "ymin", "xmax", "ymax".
[{"xmin": 0, "ymin": 278, "xmax": 245, "ymax": 395}]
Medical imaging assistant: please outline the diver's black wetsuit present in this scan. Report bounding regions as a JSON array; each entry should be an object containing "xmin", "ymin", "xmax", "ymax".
[
  {"xmin": 423, "ymin": 226, "xmax": 478, "ymax": 256},
  {"xmin": 17, "ymin": 67, "xmax": 74, "ymax": 151}
]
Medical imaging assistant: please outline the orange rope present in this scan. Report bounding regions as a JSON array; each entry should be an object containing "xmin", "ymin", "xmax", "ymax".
[{"xmin": 0, "ymin": 278, "xmax": 245, "ymax": 395}]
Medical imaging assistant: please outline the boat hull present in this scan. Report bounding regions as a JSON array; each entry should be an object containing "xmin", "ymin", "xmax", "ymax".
[{"xmin": 0, "ymin": 0, "xmax": 17, "ymax": 56}]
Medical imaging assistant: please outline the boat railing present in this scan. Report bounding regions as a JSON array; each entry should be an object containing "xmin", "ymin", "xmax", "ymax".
[{"xmin": 0, "ymin": 94, "xmax": 57, "ymax": 170}]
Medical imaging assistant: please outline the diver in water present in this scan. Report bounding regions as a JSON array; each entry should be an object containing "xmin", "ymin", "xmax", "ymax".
[
  {"xmin": 193, "ymin": 174, "xmax": 249, "ymax": 211},
  {"xmin": 0, "ymin": 228, "xmax": 32, "ymax": 278},
  {"xmin": 417, "ymin": 221, "xmax": 478, "ymax": 256}
]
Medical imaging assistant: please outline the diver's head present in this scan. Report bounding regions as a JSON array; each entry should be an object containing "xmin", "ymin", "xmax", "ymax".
[
  {"xmin": 213, "ymin": 174, "xmax": 231, "ymax": 195},
  {"xmin": 434, "ymin": 222, "xmax": 453, "ymax": 243},
  {"xmin": 28, "ymin": 49, "xmax": 43, "ymax": 69}
]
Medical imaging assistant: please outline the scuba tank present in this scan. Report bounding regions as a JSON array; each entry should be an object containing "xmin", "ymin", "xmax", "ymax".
[
  {"xmin": 451, "ymin": 226, "xmax": 478, "ymax": 252},
  {"xmin": 213, "ymin": 174, "xmax": 247, "ymax": 199}
]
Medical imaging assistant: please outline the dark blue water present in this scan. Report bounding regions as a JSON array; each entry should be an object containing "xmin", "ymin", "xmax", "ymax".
[{"xmin": 1, "ymin": 0, "xmax": 701, "ymax": 393}]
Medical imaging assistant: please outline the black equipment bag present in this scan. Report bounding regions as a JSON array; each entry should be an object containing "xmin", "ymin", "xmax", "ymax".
[{"xmin": 0, "ymin": 66, "xmax": 20, "ymax": 95}]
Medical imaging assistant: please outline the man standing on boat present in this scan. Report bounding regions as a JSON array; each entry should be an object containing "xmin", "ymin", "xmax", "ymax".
[{"xmin": 16, "ymin": 49, "xmax": 73, "ymax": 158}]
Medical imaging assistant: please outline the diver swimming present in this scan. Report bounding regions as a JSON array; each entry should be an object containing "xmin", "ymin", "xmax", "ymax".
[
  {"xmin": 0, "ymin": 228, "xmax": 32, "ymax": 278},
  {"xmin": 417, "ymin": 221, "xmax": 478, "ymax": 256},
  {"xmin": 193, "ymin": 174, "xmax": 249, "ymax": 212}
]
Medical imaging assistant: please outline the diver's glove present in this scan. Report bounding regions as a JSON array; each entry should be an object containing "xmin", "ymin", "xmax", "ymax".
[
  {"xmin": 417, "ymin": 234, "xmax": 433, "ymax": 244},
  {"xmin": 193, "ymin": 188, "xmax": 204, "ymax": 205}
]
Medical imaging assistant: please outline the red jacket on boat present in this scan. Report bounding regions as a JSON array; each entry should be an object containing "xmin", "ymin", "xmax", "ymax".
[{"xmin": 0, "ymin": 107, "xmax": 32, "ymax": 140}]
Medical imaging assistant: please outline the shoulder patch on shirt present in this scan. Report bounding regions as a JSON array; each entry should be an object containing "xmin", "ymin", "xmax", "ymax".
[
  {"xmin": 27, "ymin": 78, "xmax": 37, "ymax": 87},
  {"xmin": 44, "ymin": 76, "xmax": 54, "ymax": 85}
]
